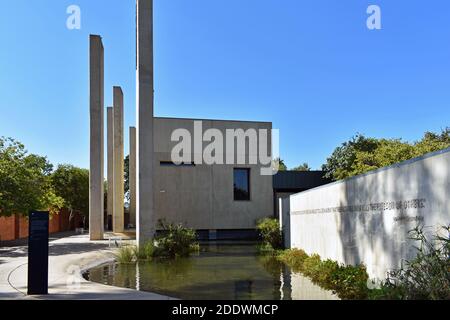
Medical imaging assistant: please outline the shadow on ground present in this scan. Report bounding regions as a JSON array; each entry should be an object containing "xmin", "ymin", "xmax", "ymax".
[{"xmin": 0, "ymin": 232, "xmax": 110, "ymax": 259}]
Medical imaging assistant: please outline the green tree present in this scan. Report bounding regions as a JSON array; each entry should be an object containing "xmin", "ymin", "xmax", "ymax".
[
  {"xmin": 322, "ymin": 134, "xmax": 379, "ymax": 180},
  {"xmin": 0, "ymin": 137, "xmax": 64, "ymax": 217},
  {"xmin": 274, "ymin": 157, "xmax": 287, "ymax": 171},
  {"xmin": 414, "ymin": 128, "xmax": 450, "ymax": 156},
  {"xmin": 51, "ymin": 164, "xmax": 89, "ymax": 221},
  {"xmin": 350, "ymin": 139, "xmax": 415, "ymax": 178},
  {"xmin": 292, "ymin": 163, "xmax": 312, "ymax": 171},
  {"xmin": 322, "ymin": 129, "xmax": 450, "ymax": 181}
]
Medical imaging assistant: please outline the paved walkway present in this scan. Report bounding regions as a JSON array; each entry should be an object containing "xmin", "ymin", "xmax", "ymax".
[{"xmin": 0, "ymin": 233, "xmax": 174, "ymax": 300}]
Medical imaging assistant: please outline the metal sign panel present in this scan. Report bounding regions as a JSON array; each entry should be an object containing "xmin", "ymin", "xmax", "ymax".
[{"xmin": 27, "ymin": 211, "xmax": 49, "ymax": 295}]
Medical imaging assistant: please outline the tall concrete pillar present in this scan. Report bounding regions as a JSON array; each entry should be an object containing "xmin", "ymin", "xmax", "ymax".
[
  {"xmin": 107, "ymin": 107, "xmax": 114, "ymax": 226},
  {"xmin": 136, "ymin": 0, "xmax": 155, "ymax": 246},
  {"xmin": 89, "ymin": 35, "xmax": 104, "ymax": 240},
  {"xmin": 113, "ymin": 87, "xmax": 124, "ymax": 233},
  {"xmin": 129, "ymin": 127, "xmax": 137, "ymax": 227}
]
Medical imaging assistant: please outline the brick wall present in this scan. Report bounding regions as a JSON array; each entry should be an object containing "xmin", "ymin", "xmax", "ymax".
[
  {"xmin": 0, "ymin": 210, "xmax": 84, "ymax": 243},
  {"xmin": 18, "ymin": 215, "xmax": 28, "ymax": 239},
  {"xmin": 0, "ymin": 215, "xmax": 16, "ymax": 241},
  {"xmin": 49, "ymin": 214, "xmax": 60, "ymax": 234}
]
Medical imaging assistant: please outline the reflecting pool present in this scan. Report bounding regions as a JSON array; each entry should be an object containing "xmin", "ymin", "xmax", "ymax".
[{"xmin": 84, "ymin": 243, "xmax": 339, "ymax": 300}]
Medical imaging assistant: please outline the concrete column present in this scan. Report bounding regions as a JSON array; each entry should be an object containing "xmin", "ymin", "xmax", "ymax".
[
  {"xmin": 129, "ymin": 127, "xmax": 137, "ymax": 227},
  {"xmin": 107, "ymin": 107, "xmax": 114, "ymax": 227},
  {"xmin": 136, "ymin": 0, "xmax": 155, "ymax": 246},
  {"xmin": 113, "ymin": 87, "xmax": 124, "ymax": 233},
  {"xmin": 89, "ymin": 35, "xmax": 104, "ymax": 240}
]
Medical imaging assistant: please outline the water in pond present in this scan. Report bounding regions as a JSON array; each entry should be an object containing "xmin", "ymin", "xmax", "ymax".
[{"xmin": 85, "ymin": 243, "xmax": 339, "ymax": 300}]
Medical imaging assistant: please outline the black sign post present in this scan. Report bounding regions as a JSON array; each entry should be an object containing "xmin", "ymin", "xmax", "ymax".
[{"xmin": 27, "ymin": 211, "xmax": 49, "ymax": 295}]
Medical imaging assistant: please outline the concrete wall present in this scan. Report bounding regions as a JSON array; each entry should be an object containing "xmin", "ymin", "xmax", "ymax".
[
  {"xmin": 152, "ymin": 117, "xmax": 273, "ymax": 231},
  {"xmin": 287, "ymin": 148, "xmax": 450, "ymax": 280},
  {"xmin": 274, "ymin": 191, "xmax": 295, "ymax": 218}
]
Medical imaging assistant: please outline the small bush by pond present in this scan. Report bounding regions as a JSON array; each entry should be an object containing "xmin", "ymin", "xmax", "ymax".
[
  {"xmin": 133, "ymin": 241, "xmax": 155, "ymax": 261},
  {"xmin": 256, "ymin": 218, "xmax": 283, "ymax": 250},
  {"xmin": 115, "ymin": 220, "xmax": 199, "ymax": 263},
  {"xmin": 154, "ymin": 220, "xmax": 199, "ymax": 258},
  {"xmin": 116, "ymin": 246, "xmax": 135, "ymax": 264}
]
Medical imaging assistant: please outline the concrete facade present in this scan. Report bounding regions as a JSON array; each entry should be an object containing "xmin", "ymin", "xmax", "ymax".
[
  {"xmin": 152, "ymin": 117, "xmax": 274, "ymax": 231},
  {"xmin": 89, "ymin": 35, "xmax": 104, "ymax": 240},
  {"xmin": 136, "ymin": 0, "xmax": 155, "ymax": 246},
  {"xmin": 129, "ymin": 127, "xmax": 137, "ymax": 227},
  {"xmin": 286, "ymin": 148, "xmax": 450, "ymax": 280},
  {"xmin": 107, "ymin": 107, "xmax": 114, "ymax": 224},
  {"xmin": 113, "ymin": 87, "xmax": 124, "ymax": 233}
]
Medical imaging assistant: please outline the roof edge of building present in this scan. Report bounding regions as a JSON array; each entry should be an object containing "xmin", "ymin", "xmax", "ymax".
[{"xmin": 154, "ymin": 116, "xmax": 272, "ymax": 125}]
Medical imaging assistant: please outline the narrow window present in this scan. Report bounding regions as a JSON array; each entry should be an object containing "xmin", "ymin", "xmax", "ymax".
[
  {"xmin": 234, "ymin": 168, "xmax": 250, "ymax": 201},
  {"xmin": 160, "ymin": 161, "xmax": 195, "ymax": 167}
]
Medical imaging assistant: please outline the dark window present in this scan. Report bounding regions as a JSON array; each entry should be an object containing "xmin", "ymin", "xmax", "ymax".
[
  {"xmin": 160, "ymin": 161, "xmax": 195, "ymax": 167},
  {"xmin": 234, "ymin": 168, "xmax": 250, "ymax": 201}
]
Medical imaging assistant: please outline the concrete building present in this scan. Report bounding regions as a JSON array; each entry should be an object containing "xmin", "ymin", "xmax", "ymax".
[
  {"xmin": 121, "ymin": 116, "xmax": 330, "ymax": 239},
  {"xmin": 151, "ymin": 117, "xmax": 271, "ymax": 239}
]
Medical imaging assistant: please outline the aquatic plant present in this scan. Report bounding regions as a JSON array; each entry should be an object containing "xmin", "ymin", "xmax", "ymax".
[
  {"xmin": 115, "ymin": 245, "xmax": 135, "ymax": 264},
  {"xmin": 153, "ymin": 219, "xmax": 199, "ymax": 258},
  {"xmin": 133, "ymin": 241, "xmax": 155, "ymax": 261},
  {"xmin": 256, "ymin": 218, "xmax": 283, "ymax": 250}
]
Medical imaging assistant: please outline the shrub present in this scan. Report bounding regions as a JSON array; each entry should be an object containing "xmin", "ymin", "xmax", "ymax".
[
  {"xmin": 154, "ymin": 220, "xmax": 199, "ymax": 258},
  {"xmin": 115, "ymin": 221, "xmax": 199, "ymax": 264},
  {"xmin": 329, "ymin": 264, "xmax": 369, "ymax": 300},
  {"xmin": 302, "ymin": 254, "xmax": 322, "ymax": 279},
  {"xmin": 133, "ymin": 241, "xmax": 155, "ymax": 261},
  {"xmin": 115, "ymin": 246, "xmax": 135, "ymax": 264},
  {"xmin": 256, "ymin": 218, "xmax": 283, "ymax": 250},
  {"xmin": 315, "ymin": 259, "xmax": 340, "ymax": 288},
  {"xmin": 278, "ymin": 249, "xmax": 308, "ymax": 272},
  {"xmin": 374, "ymin": 225, "xmax": 450, "ymax": 300}
]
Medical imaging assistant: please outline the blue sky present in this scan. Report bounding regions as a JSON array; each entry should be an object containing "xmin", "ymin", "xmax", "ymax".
[{"xmin": 0, "ymin": 0, "xmax": 449, "ymax": 170}]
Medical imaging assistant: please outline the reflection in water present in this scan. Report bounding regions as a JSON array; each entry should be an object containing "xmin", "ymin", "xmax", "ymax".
[
  {"xmin": 291, "ymin": 273, "xmax": 339, "ymax": 300},
  {"xmin": 136, "ymin": 263, "xmax": 141, "ymax": 291},
  {"xmin": 85, "ymin": 243, "xmax": 339, "ymax": 300}
]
